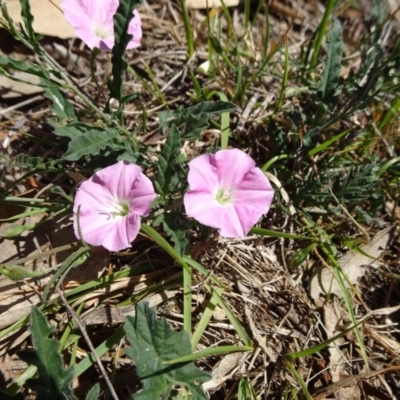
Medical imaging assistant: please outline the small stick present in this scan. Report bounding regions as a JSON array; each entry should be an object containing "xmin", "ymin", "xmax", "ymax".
[{"xmin": 57, "ymin": 289, "xmax": 120, "ymax": 400}]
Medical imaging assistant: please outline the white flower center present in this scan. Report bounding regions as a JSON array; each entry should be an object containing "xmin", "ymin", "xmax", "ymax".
[
  {"xmin": 110, "ymin": 200, "xmax": 130, "ymax": 218},
  {"xmin": 215, "ymin": 187, "xmax": 233, "ymax": 205},
  {"xmin": 94, "ymin": 24, "xmax": 113, "ymax": 39}
]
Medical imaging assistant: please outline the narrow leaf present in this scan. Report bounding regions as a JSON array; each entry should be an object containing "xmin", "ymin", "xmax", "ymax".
[
  {"xmin": 317, "ymin": 18, "xmax": 343, "ymax": 102},
  {"xmin": 49, "ymin": 120, "xmax": 83, "ymax": 140},
  {"xmin": 0, "ymin": 56, "xmax": 50, "ymax": 80},
  {"xmin": 156, "ymin": 125, "xmax": 181, "ymax": 195},
  {"xmin": 159, "ymin": 101, "xmax": 237, "ymax": 135},
  {"xmin": 63, "ymin": 129, "xmax": 119, "ymax": 161},
  {"xmin": 107, "ymin": 0, "xmax": 141, "ymax": 110},
  {"xmin": 19, "ymin": 0, "xmax": 38, "ymax": 45},
  {"xmin": 85, "ymin": 384, "xmax": 101, "ymax": 400},
  {"xmin": 124, "ymin": 302, "xmax": 210, "ymax": 400},
  {"xmin": 18, "ymin": 307, "xmax": 76, "ymax": 400},
  {"xmin": 159, "ymin": 212, "xmax": 189, "ymax": 257},
  {"xmin": 182, "ymin": 113, "xmax": 210, "ymax": 140},
  {"xmin": 10, "ymin": 154, "xmax": 46, "ymax": 169},
  {"xmin": 43, "ymin": 85, "xmax": 77, "ymax": 122}
]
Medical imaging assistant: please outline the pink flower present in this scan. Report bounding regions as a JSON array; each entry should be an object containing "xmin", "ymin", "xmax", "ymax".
[
  {"xmin": 61, "ymin": 0, "xmax": 142, "ymax": 51},
  {"xmin": 73, "ymin": 161, "xmax": 156, "ymax": 251},
  {"xmin": 184, "ymin": 149, "xmax": 274, "ymax": 238}
]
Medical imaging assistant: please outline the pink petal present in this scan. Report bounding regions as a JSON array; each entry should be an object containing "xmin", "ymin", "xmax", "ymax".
[
  {"xmin": 73, "ymin": 161, "xmax": 156, "ymax": 251},
  {"xmin": 127, "ymin": 10, "xmax": 142, "ymax": 48},
  {"xmin": 184, "ymin": 191, "xmax": 247, "ymax": 237},
  {"xmin": 232, "ymin": 205, "xmax": 266, "ymax": 236},
  {"xmin": 187, "ymin": 154, "xmax": 219, "ymax": 192},
  {"xmin": 90, "ymin": 0, "xmax": 118, "ymax": 26},
  {"xmin": 102, "ymin": 214, "xmax": 141, "ymax": 251},
  {"xmin": 129, "ymin": 173, "xmax": 157, "ymax": 216},
  {"xmin": 234, "ymin": 168, "xmax": 274, "ymax": 215},
  {"xmin": 73, "ymin": 178, "xmax": 116, "ymax": 214},
  {"xmin": 219, "ymin": 205, "xmax": 247, "ymax": 237},
  {"xmin": 61, "ymin": 0, "xmax": 141, "ymax": 51},
  {"xmin": 95, "ymin": 161, "xmax": 141, "ymax": 200},
  {"xmin": 184, "ymin": 191, "xmax": 221, "ymax": 225},
  {"xmin": 184, "ymin": 149, "xmax": 275, "ymax": 238},
  {"xmin": 98, "ymin": 38, "xmax": 114, "ymax": 52},
  {"xmin": 214, "ymin": 149, "xmax": 256, "ymax": 188},
  {"xmin": 74, "ymin": 210, "xmax": 139, "ymax": 251}
]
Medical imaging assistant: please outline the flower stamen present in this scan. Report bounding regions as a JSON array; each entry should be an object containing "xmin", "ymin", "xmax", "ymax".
[
  {"xmin": 110, "ymin": 200, "xmax": 130, "ymax": 217},
  {"xmin": 215, "ymin": 187, "xmax": 233, "ymax": 205}
]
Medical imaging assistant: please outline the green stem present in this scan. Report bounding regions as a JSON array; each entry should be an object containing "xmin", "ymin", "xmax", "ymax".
[
  {"xmin": 140, "ymin": 224, "xmax": 193, "ymax": 336},
  {"xmin": 180, "ymin": 0, "xmax": 195, "ymax": 57},
  {"xmin": 309, "ymin": 0, "xmax": 336, "ymax": 67},
  {"xmin": 183, "ymin": 264, "xmax": 192, "ymax": 337}
]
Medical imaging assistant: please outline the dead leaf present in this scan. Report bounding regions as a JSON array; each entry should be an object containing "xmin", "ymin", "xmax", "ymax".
[
  {"xmin": 4, "ymin": 0, "xmax": 75, "ymax": 39},
  {"xmin": 203, "ymin": 352, "xmax": 245, "ymax": 392},
  {"xmin": 0, "ymin": 70, "xmax": 43, "ymax": 99},
  {"xmin": 313, "ymin": 366, "xmax": 400, "ymax": 400},
  {"xmin": 244, "ymin": 305, "xmax": 278, "ymax": 361},
  {"xmin": 323, "ymin": 302, "xmax": 361, "ymax": 399},
  {"xmin": 0, "ymin": 214, "xmax": 108, "ymax": 331},
  {"xmin": 309, "ymin": 225, "xmax": 396, "ymax": 301}
]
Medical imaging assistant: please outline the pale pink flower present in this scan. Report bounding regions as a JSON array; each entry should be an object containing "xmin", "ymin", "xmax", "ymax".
[
  {"xmin": 184, "ymin": 149, "xmax": 274, "ymax": 238},
  {"xmin": 61, "ymin": 0, "xmax": 142, "ymax": 51},
  {"xmin": 73, "ymin": 161, "xmax": 156, "ymax": 251}
]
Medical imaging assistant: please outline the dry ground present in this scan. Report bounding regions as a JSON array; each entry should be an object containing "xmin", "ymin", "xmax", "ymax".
[{"xmin": 1, "ymin": 0, "xmax": 400, "ymax": 399}]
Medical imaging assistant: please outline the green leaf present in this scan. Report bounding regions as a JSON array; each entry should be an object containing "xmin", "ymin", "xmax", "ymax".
[
  {"xmin": 160, "ymin": 101, "xmax": 236, "ymax": 131},
  {"xmin": 85, "ymin": 384, "xmax": 101, "ymax": 400},
  {"xmin": 19, "ymin": 0, "xmax": 41, "ymax": 48},
  {"xmin": 18, "ymin": 307, "xmax": 76, "ymax": 400},
  {"xmin": 43, "ymin": 85, "xmax": 77, "ymax": 122},
  {"xmin": 49, "ymin": 119, "xmax": 83, "ymax": 140},
  {"xmin": 182, "ymin": 113, "xmax": 210, "ymax": 140},
  {"xmin": 107, "ymin": 0, "xmax": 142, "ymax": 111},
  {"xmin": 63, "ymin": 129, "xmax": 119, "ymax": 161},
  {"xmin": 124, "ymin": 302, "xmax": 210, "ymax": 400},
  {"xmin": 0, "ymin": 2, "xmax": 18, "ymax": 35},
  {"xmin": 238, "ymin": 377, "xmax": 257, "ymax": 400},
  {"xmin": 290, "ymin": 243, "xmax": 318, "ymax": 268},
  {"xmin": 155, "ymin": 212, "xmax": 189, "ymax": 257},
  {"xmin": 0, "ymin": 264, "xmax": 54, "ymax": 280},
  {"xmin": 180, "ymin": 100, "xmax": 237, "ymax": 118},
  {"xmin": 209, "ymin": 35, "xmax": 223, "ymax": 54},
  {"xmin": 159, "ymin": 101, "xmax": 237, "ymax": 140},
  {"xmin": 317, "ymin": 18, "xmax": 343, "ymax": 102},
  {"xmin": 0, "ymin": 223, "xmax": 36, "ymax": 238},
  {"xmin": 0, "ymin": 55, "xmax": 51, "ymax": 80},
  {"xmin": 9, "ymin": 154, "xmax": 46, "ymax": 169},
  {"xmin": 156, "ymin": 125, "xmax": 181, "ymax": 195}
]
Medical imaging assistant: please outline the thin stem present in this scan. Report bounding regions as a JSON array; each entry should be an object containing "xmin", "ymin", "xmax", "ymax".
[
  {"xmin": 180, "ymin": 0, "xmax": 194, "ymax": 57},
  {"xmin": 58, "ymin": 289, "xmax": 120, "ymax": 400},
  {"xmin": 309, "ymin": 0, "xmax": 336, "ymax": 67},
  {"xmin": 183, "ymin": 264, "xmax": 192, "ymax": 337}
]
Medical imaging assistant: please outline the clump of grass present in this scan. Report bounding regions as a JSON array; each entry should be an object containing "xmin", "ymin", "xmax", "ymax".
[{"xmin": 1, "ymin": 0, "xmax": 400, "ymax": 399}]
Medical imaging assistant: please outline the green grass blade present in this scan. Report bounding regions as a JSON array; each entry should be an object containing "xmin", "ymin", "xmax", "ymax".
[
  {"xmin": 309, "ymin": 0, "xmax": 337, "ymax": 68},
  {"xmin": 250, "ymin": 227, "xmax": 313, "ymax": 240},
  {"xmin": 308, "ymin": 128, "xmax": 351, "ymax": 157},
  {"xmin": 179, "ymin": 0, "xmax": 194, "ymax": 57},
  {"xmin": 207, "ymin": 285, "xmax": 252, "ymax": 346},
  {"xmin": 164, "ymin": 345, "xmax": 252, "ymax": 364},
  {"xmin": 191, "ymin": 287, "xmax": 223, "ymax": 349},
  {"xmin": 275, "ymin": 40, "xmax": 289, "ymax": 111}
]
